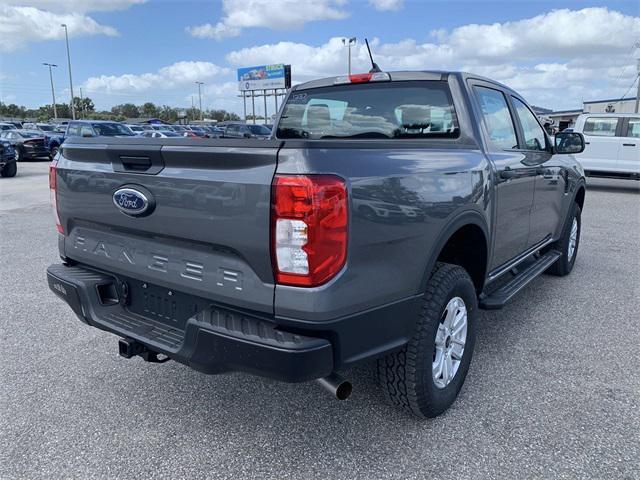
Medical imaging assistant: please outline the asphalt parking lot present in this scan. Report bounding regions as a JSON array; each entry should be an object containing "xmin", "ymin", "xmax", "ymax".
[{"xmin": 1, "ymin": 161, "xmax": 639, "ymax": 479}]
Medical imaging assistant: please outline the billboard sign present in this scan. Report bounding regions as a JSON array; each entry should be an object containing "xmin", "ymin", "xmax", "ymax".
[{"xmin": 237, "ymin": 64, "xmax": 290, "ymax": 91}]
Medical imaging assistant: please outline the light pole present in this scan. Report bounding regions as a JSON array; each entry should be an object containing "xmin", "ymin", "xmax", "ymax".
[
  {"xmin": 195, "ymin": 81, "xmax": 204, "ymax": 120},
  {"xmin": 43, "ymin": 63, "xmax": 58, "ymax": 120},
  {"xmin": 342, "ymin": 37, "xmax": 356, "ymax": 75},
  {"xmin": 635, "ymin": 58, "xmax": 639, "ymax": 114},
  {"xmin": 61, "ymin": 24, "xmax": 75, "ymax": 120}
]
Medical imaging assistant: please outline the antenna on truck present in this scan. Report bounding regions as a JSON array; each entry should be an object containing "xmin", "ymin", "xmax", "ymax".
[{"xmin": 365, "ymin": 38, "xmax": 382, "ymax": 73}]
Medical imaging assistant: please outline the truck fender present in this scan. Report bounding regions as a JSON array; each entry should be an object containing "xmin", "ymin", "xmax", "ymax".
[{"xmin": 417, "ymin": 210, "xmax": 490, "ymax": 293}]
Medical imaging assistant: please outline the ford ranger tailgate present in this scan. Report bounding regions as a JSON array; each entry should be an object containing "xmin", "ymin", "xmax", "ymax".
[{"xmin": 55, "ymin": 137, "xmax": 282, "ymax": 314}]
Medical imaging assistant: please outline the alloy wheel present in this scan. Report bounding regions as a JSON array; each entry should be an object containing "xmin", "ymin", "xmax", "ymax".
[{"xmin": 433, "ymin": 296, "xmax": 468, "ymax": 389}]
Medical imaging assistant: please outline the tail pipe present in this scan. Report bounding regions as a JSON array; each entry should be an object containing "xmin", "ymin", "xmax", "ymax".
[{"xmin": 316, "ymin": 373, "xmax": 352, "ymax": 400}]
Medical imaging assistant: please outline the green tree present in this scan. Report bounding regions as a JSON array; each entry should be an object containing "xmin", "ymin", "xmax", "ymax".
[
  {"xmin": 141, "ymin": 102, "xmax": 158, "ymax": 118},
  {"xmin": 158, "ymin": 105, "xmax": 178, "ymax": 123},
  {"xmin": 111, "ymin": 103, "xmax": 139, "ymax": 119},
  {"xmin": 3, "ymin": 103, "xmax": 25, "ymax": 118},
  {"xmin": 73, "ymin": 96, "xmax": 95, "ymax": 116}
]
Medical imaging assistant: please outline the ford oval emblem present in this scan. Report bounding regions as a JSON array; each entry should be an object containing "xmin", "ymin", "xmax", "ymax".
[{"xmin": 113, "ymin": 187, "xmax": 153, "ymax": 217}]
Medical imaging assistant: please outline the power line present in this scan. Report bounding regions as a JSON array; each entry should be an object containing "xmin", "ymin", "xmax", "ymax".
[{"xmin": 620, "ymin": 74, "xmax": 638, "ymax": 101}]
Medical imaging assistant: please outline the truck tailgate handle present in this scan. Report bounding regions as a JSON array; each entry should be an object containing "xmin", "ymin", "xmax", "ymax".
[
  {"xmin": 120, "ymin": 155, "xmax": 152, "ymax": 171},
  {"xmin": 109, "ymin": 146, "xmax": 164, "ymax": 175}
]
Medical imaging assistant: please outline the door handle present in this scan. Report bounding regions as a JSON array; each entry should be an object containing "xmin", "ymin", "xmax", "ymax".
[
  {"xmin": 500, "ymin": 169, "xmax": 518, "ymax": 180},
  {"xmin": 584, "ymin": 141, "xmax": 590, "ymax": 145},
  {"xmin": 622, "ymin": 143, "xmax": 636, "ymax": 147}
]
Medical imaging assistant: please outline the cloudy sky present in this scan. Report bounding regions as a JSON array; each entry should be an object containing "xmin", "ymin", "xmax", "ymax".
[{"xmin": 1, "ymin": 0, "xmax": 638, "ymax": 116}]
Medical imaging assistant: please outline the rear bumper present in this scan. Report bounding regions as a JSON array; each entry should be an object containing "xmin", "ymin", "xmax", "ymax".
[
  {"xmin": 21, "ymin": 146, "xmax": 49, "ymax": 158},
  {"xmin": 47, "ymin": 263, "xmax": 420, "ymax": 382},
  {"xmin": 47, "ymin": 263, "xmax": 333, "ymax": 382}
]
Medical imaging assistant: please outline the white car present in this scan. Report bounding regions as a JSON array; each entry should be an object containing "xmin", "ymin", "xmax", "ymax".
[
  {"xmin": 571, "ymin": 113, "xmax": 639, "ymax": 180},
  {"xmin": 139, "ymin": 130, "xmax": 181, "ymax": 138}
]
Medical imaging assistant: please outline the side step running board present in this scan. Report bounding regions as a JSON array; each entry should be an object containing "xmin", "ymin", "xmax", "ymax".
[{"xmin": 479, "ymin": 250, "xmax": 561, "ymax": 310}]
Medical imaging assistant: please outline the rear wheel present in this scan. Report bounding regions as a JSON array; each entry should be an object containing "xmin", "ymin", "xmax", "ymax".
[
  {"xmin": 50, "ymin": 145, "xmax": 59, "ymax": 160},
  {"xmin": 377, "ymin": 262, "xmax": 477, "ymax": 418},
  {"xmin": 14, "ymin": 147, "xmax": 22, "ymax": 162},
  {"xmin": 546, "ymin": 202, "xmax": 581, "ymax": 276},
  {"xmin": 1, "ymin": 161, "xmax": 17, "ymax": 177}
]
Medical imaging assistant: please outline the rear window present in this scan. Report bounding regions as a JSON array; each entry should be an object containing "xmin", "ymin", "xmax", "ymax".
[
  {"xmin": 276, "ymin": 81, "xmax": 459, "ymax": 140},
  {"xmin": 92, "ymin": 123, "xmax": 134, "ymax": 136}
]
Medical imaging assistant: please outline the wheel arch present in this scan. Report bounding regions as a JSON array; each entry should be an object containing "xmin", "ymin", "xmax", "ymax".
[
  {"xmin": 419, "ymin": 211, "xmax": 490, "ymax": 295},
  {"xmin": 574, "ymin": 184, "xmax": 586, "ymax": 211}
]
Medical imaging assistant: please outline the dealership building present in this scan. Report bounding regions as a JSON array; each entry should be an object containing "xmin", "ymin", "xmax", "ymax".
[{"xmin": 548, "ymin": 97, "xmax": 638, "ymax": 131}]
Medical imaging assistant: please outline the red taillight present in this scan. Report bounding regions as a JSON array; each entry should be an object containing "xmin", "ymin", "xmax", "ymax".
[
  {"xmin": 271, "ymin": 175, "xmax": 348, "ymax": 287},
  {"xmin": 49, "ymin": 159, "xmax": 63, "ymax": 233},
  {"xmin": 349, "ymin": 73, "xmax": 373, "ymax": 83}
]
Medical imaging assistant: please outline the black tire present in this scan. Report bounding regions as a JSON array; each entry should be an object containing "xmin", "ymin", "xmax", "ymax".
[
  {"xmin": 377, "ymin": 262, "xmax": 478, "ymax": 418},
  {"xmin": 546, "ymin": 202, "xmax": 581, "ymax": 276},
  {"xmin": 1, "ymin": 161, "xmax": 17, "ymax": 177},
  {"xmin": 50, "ymin": 146, "xmax": 59, "ymax": 160},
  {"xmin": 14, "ymin": 147, "xmax": 22, "ymax": 162}
]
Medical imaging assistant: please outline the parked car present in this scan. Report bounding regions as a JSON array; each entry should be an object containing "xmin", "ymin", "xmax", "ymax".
[
  {"xmin": 223, "ymin": 122, "xmax": 271, "ymax": 139},
  {"xmin": 181, "ymin": 130, "xmax": 199, "ymax": 138},
  {"xmin": 23, "ymin": 122, "xmax": 56, "ymax": 132},
  {"xmin": 0, "ymin": 122, "xmax": 15, "ymax": 131},
  {"xmin": 0, "ymin": 130, "xmax": 48, "ymax": 160},
  {"xmin": 170, "ymin": 125, "xmax": 188, "ymax": 134},
  {"xmin": 47, "ymin": 70, "xmax": 586, "ymax": 418},
  {"xmin": 571, "ymin": 113, "xmax": 639, "ymax": 180},
  {"xmin": 186, "ymin": 126, "xmax": 208, "ymax": 137},
  {"xmin": 125, "ymin": 124, "xmax": 146, "ymax": 134},
  {"xmin": 202, "ymin": 126, "xmax": 224, "ymax": 138},
  {"xmin": 45, "ymin": 120, "xmax": 135, "ymax": 159},
  {"xmin": 139, "ymin": 130, "xmax": 181, "ymax": 138},
  {"xmin": 0, "ymin": 139, "xmax": 17, "ymax": 177}
]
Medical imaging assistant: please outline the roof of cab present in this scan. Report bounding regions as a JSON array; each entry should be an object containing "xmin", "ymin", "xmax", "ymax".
[{"xmin": 292, "ymin": 70, "xmax": 513, "ymax": 92}]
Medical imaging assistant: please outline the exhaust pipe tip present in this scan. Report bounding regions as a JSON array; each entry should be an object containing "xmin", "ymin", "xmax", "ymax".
[{"xmin": 316, "ymin": 373, "xmax": 352, "ymax": 400}]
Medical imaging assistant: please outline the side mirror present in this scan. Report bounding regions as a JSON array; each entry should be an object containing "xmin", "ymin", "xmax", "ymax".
[
  {"xmin": 82, "ymin": 132, "xmax": 93, "ymax": 138},
  {"xmin": 554, "ymin": 132, "xmax": 585, "ymax": 154},
  {"xmin": 244, "ymin": 132, "xmax": 252, "ymax": 138}
]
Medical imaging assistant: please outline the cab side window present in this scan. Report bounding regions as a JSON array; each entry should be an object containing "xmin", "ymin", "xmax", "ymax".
[
  {"xmin": 512, "ymin": 97, "xmax": 547, "ymax": 151},
  {"xmin": 583, "ymin": 117, "xmax": 618, "ymax": 137},
  {"xmin": 625, "ymin": 118, "xmax": 640, "ymax": 138},
  {"xmin": 473, "ymin": 86, "xmax": 518, "ymax": 150}
]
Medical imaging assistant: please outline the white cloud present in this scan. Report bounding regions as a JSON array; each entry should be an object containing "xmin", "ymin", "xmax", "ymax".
[
  {"xmin": 1, "ymin": 0, "xmax": 146, "ymax": 13},
  {"xmin": 83, "ymin": 61, "xmax": 230, "ymax": 94},
  {"xmin": 186, "ymin": 0, "xmax": 349, "ymax": 40},
  {"xmin": 225, "ymin": 7, "xmax": 639, "ymax": 109},
  {"xmin": 368, "ymin": 0, "xmax": 403, "ymax": 11},
  {"xmin": 0, "ymin": 1, "xmax": 144, "ymax": 52},
  {"xmin": 0, "ymin": 5, "xmax": 119, "ymax": 52},
  {"xmin": 440, "ymin": 7, "xmax": 638, "ymax": 61}
]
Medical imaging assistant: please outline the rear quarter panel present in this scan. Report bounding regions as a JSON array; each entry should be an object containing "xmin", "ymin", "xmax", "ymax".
[{"xmin": 274, "ymin": 143, "xmax": 492, "ymax": 321}]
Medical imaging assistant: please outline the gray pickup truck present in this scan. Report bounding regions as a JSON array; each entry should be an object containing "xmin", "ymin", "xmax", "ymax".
[{"xmin": 47, "ymin": 71, "xmax": 586, "ymax": 418}]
